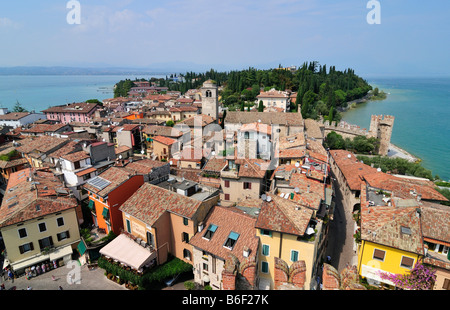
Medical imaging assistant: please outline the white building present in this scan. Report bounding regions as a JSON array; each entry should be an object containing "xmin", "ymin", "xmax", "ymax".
[
  {"xmin": 0, "ymin": 108, "xmax": 47, "ymax": 128},
  {"xmin": 256, "ymin": 89, "xmax": 291, "ymax": 112},
  {"xmin": 60, "ymin": 151, "xmax": 97, "ymax": 201}
]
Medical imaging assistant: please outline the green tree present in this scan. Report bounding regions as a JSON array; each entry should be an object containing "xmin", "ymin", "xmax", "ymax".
[
  {"xmin": 13, "ymin": 100, "xmax": 27, "ymax": 112},
  {"xmin": 324, "ymin": 131, "xmax": 345, "ymax": 149},
  {"xmin": 301, "ymin": 90, "xmax": 318, "ymax": 119},
  {"xmin": 258, "ymin": 100, "xmax": 265, "ymax": 112}
]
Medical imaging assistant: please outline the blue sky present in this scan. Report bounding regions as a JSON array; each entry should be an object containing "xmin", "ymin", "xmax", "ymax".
[{"xmin": 0, "ymin": 1, "xmax": 449, "ymax": 76}]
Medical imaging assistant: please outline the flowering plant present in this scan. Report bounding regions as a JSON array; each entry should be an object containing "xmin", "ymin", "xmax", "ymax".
[{"xmin": 378, "ymin": 260, "xmax": 436, "ymax": 290}]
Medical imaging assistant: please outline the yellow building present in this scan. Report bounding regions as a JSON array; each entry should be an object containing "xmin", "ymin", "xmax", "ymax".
[
  {"xmin": 253, "ymin": 194, "xmax": 324, "ymax": 290},
  {"xmin": 0, "ymin": 168, "xmax": 81, "ymax": 274},
  {"xmin": 357, "ymin": 185, "xmax": 425, "ymax": 287}
]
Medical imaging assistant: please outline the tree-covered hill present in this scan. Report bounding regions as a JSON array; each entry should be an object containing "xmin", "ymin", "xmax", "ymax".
[{"xmin": 114, "ymin": 62, "xmax": 372, "ymax": 122}]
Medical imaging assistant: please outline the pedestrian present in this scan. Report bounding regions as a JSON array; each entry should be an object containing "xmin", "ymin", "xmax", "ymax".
[
  {"xmin": 7, "ymin": 269, "xmax": 14, "ymax": 282},
  {"xmin": 27, "ymin": 286, "xmax": 32, "ymax": 290},
  {"xmin": 52, "ymin": 275, "xmax": 56, "ymax": 281},
  {"xmin": 58, "ymin": 286, "xmax": 63, "ymax": 290}
]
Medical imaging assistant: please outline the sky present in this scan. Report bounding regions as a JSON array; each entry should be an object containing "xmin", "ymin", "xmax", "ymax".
[{"xmin": 0, "ymin": 1, "xmax": 449, "ymax": 76}]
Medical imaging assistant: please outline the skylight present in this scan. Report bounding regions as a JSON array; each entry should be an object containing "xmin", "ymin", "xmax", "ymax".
[
  {"xmin": 223, "ymin": 231, "xmax": 240, "ymax": 250},
  {"xmin": 203, "ymin": 224, "xmax": 218, "ymax": 240}
]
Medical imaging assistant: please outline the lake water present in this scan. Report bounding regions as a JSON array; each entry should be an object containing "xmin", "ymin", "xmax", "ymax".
[
  {"xmin": 342, "ymin": 77, "xmax": 450, "ymax": 181},
  {"xmin": 0, "ymin": 75, "xmax": 163, "ymax": 112},
  {"xmin": 0, "ymin": 74, "xmax": 448, "ymax": 181}
]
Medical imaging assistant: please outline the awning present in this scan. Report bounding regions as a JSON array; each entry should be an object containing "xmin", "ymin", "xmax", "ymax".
[
  {"xmin": 78, "ymin": 240, "xmax": 87, "ymax": 256},
  {"xmin": 10, "ymin": 255, "xmax": 48, "ymax": 271},
  {"xmin": 99, "ymin": 234, "xmax": 156, "ymax": 270},
  {"xmin": 49, "ymin": 244, "xmax": 73, "ymax": 261}
]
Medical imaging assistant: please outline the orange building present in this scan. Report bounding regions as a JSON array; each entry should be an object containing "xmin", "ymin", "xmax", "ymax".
[{"xmin": 84, "ymin": 166, "xmax": 144, "ymax": 235}]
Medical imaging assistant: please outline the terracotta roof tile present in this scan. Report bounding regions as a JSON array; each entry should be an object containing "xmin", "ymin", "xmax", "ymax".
[
  {"xmin": 119, "ymin": 183, "xmax": 203, "ymax": 224},
  {"xmin": 256, "ymin": 193, "xmax": 313, "ymax": 235},
  {"xmin": 189, "ymin": 206, "xmax": 259, "ymax": 262},
  {"xmin": 0, "ymin": 168, "xmax": 78, "ymax": 228},
  {"xmin": 153, "ymin": 135, "xmax": 176, "ymax": 146}
]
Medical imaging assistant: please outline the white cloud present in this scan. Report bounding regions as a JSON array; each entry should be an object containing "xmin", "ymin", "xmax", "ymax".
[{"xmin": 0, "ymin": 17, "xmax": 20, "ymax": 29}]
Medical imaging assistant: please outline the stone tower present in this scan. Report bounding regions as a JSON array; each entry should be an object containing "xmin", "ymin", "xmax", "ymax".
[
  {"xmin": 201, "ymin": 79, "xmax": 219, "ymax": 120},
  {"xmin": 368, "ymin": 115, "xmax": 395, "ymax": 156}
]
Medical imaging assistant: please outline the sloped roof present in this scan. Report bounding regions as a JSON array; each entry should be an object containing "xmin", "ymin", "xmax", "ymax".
[
  {"xmin": 361, "ymin": 205, "xmax": 424, "ymax": 255},
  {"xmin": 189, "ymin": 206, "xmax": 259, "ymax": 262},
  {"xmin": 0, "ymin": 168, "xmax": 78, "ymax": 228},
  {"xmin": 225, "ymin": 111, "xmax": 303, "ymax": 126},
  {"xmin": 119, "ymin": 183, "xmax": 203, "ymax": 225},
  {"xmin": 256, "ymin": 193, "xmax": 313, "ymax": 236},
  {"xmin": 83, "ymin": 166, "xmax": 136, "ymax": 197}
]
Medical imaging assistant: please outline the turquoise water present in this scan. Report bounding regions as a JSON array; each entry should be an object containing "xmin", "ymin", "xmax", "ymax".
[
  {"xmin": 0, "ymin": 75, "xmax": 163, "ymax": 112},
  {"xmin": 342, "ymin": 77, "xmax": 450, "ymax": 181}
]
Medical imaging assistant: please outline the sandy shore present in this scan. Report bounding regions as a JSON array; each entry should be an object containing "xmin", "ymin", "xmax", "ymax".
[{"xmin": 387, "ymin": 143, "xmax": 419, "ymax": 162}]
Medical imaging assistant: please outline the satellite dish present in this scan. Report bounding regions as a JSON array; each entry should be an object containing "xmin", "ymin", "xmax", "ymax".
[
  {"xmin": 261, "ymin": 194, "xmax": 267, "ymax": 201},
  {"xmin": 169, "ymin": 161, "xmax": 173, "ymax": 165},
  {"xmin": 377, "ymin": 168, "xmax": 381, "ymax": 172},
  {"xmin": 295, "ymin": 162, "xmax": 300, "ymax": 167},
  {"xmin": 294, "ymin": 187, "xmax": 300, "ymax": 193},
  {"xmin": 266, "ymin": 196, "xmax": 272, "ymax": 202}
]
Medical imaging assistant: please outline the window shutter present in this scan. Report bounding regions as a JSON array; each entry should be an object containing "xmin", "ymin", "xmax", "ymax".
[
  {"xmin": 49, "ymin": 236, "xmax": 54, "ymax": 246},
  {"xmin": 30, "ymin": 242, "xmax": 34, "ymax": 251},
  {"xmin": 248, "ymin": 182, "xmax": 252, "ymax": 189},
  {"xmin": 19, "ymin": 245, "xmax": 24, "ymax": 254},
  {"xmin": 66, "ymin": 230, "xmax": 70, "ymax": 239}
]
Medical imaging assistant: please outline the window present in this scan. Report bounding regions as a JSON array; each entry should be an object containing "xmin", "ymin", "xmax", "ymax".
[
  {"xmin": 19, "ymin": 242, "xmax": 34, "ymax": 254},
  {"xmin": 203, "ymin": 224, "xmax": 218, "ymax": 240},
  {"xmin": 126, "ymin": 219, "xmax": 131, "ymax": 233},
  {"xmin": 203, "ymin": 263, "xmax": 209, "ymax": 272},
  {"xmin": 38, "ymin": 222, "xmax": 47, "ymax": 233},
  {"xmin": 443, "ymin": 278, "xmax": 450, "ymax": 290},
  {"xmin": 224, "ymin": 194, "xmax": 230, "ymax": 200},
  {"xmin": 74, "ymin": 161, "xmax": 81, "ymax": 169},
  {"xmin": 183, "ymin": 217, "xmax": 189, "ymax": 226},
  {"xmin": 262, "ymin": 244, "xmax": 270, "ymax": 256},
  {"xmin": 57, "ymin": 230, "xmax": 70, "ymax": 241},
  {"xmin": 223, "ymin": 231, "xmax": 240, "ymax": 250},
  {"xmin": 56, "ymin": 217, "xmax": 65, "ymax": 227},
  {"xmin": 373, "ymin": 249, "xmax": 386, "ymax": 261},
  {"xmin": 260, "ymin": 229, "xmax": 272, "ymax": 237},
  {"xmin": 38, "ymin": 236, "xmax": 54, "ymax": 250},
  {"xmin": 183, "ymin": 249, "xmax": 191, "ymax": 261},
  {"xmin": 18, "ymin": 228, "xmax": 27, "ymax": 239},
  {"xmin": 291, "ymin": 250, "xmax": 299, "ymax": 262},
  {"xmin": 400, "ymin": 256, "xmax": 414, "ymax": 269},
  {"xmin": 243, "ymin": 182, "xmax": 252, "ymax": 190},
  {"xmin": 261, "ymin": 261, "xmax": 269, "ymax": 273},
  {"xmin": 244, "ymin": 132, "xmax": 250, "ymax": 139},
  {"xmin": 224, "ymin": 180, "xmax": 230, "ymax": 188},
  {"xmin": 146, "ymin": 231, "xmax": 155, "ymax": 248},
  {"xmin": 182, "ymin": 232, "xmax": 189, "ymax": 243}
]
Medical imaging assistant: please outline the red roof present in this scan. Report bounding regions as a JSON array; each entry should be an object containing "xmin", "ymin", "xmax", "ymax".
[{"xmin": 153, "ymin": 135, "xmax": 176, "ymax": 145}]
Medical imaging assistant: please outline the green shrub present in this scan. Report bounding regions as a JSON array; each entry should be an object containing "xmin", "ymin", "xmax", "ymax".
[{"xmin": 184, "ymin": 281, "xmax": 196, "ymax": 290}]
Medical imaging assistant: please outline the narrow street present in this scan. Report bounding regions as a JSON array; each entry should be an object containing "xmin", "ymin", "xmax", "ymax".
[{"xmin": 325, "ymin": 176, "xmax": 358, "ymax": 273}]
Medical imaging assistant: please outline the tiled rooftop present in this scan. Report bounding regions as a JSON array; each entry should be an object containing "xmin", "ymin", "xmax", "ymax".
[
  {"xmin": 256, "ymin": 193, "xmax": 314, "ymax": 236},
  {"xmin": 119, "ymin": 183, "xmax": 203, "ymax": 225},
  {"xmin": 83, "ymin": 166, "xmax": 136, "ymax": 197},
  {"xmin": 0, "ymin": 168, "xmax": 78, "ymax": 228},
  {"xmin": 15, "ymin": 136, "xmax": 70, "ymax": 154},
  {"xmin": 189, "ymin": 206, "xmax": 259, "ymax": 262}
]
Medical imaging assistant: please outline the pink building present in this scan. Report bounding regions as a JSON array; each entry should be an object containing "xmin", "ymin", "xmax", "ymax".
[{"xmin": 42, "ymin": 102, "xmax": 99, "ymax": 124}]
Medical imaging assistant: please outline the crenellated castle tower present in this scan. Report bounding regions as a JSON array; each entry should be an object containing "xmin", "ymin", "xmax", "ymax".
[{"xmin": 368, "ymin": 115, "xmax": 395, "ymax": 156}]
